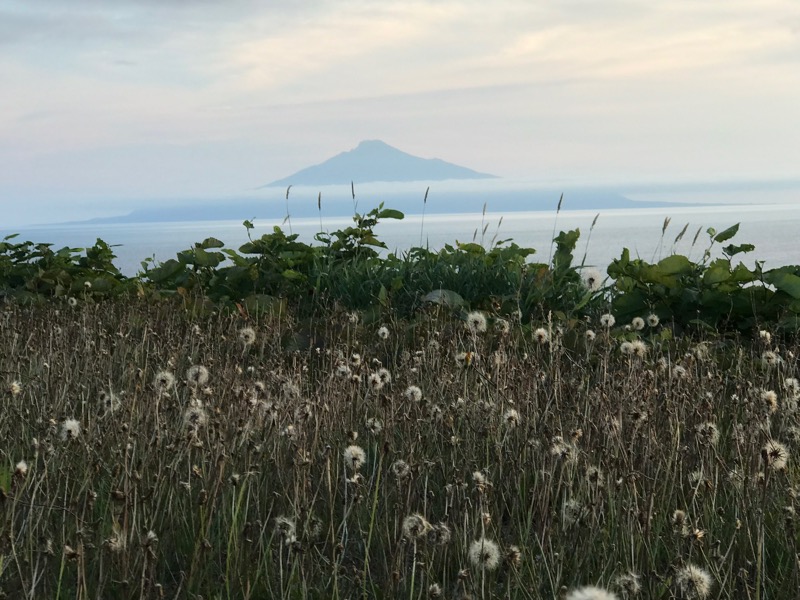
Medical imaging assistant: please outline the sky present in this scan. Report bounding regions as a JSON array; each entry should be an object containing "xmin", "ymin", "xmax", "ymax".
[{"xmin": 2, "ymin": 0, "xmax": 800, "ymax": 226}]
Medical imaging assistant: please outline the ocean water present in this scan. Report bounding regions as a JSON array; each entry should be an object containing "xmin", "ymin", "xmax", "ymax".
[{"xmin": 5, "ymin": 203, "xmax": 800, "ymax": 276}]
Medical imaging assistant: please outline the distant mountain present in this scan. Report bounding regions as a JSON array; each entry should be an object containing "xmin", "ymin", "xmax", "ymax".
[{"xmin": 262, "ymin": 140, "xmax": 497, "ymax": 187}]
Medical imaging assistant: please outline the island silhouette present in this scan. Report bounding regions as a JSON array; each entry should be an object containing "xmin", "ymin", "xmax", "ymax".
[{"xmin": 262, "ymin": 140, "xmax": 498, "ymax": 187}]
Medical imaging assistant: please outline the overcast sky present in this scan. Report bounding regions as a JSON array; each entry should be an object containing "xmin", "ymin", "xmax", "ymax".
[{"xmin": 2, "ymin": 1, "xmax": 800, "ymax": 225}]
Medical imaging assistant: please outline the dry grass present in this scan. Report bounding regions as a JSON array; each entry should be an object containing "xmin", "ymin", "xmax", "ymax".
[{"xmin": 1, "ymin": 299, "xmax": 799, "ymax": 599}]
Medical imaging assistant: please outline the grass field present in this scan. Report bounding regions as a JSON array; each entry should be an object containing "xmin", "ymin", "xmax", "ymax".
[{"xmin": 1, "ymin": 298, "xmax": 799, "ymax": 599}]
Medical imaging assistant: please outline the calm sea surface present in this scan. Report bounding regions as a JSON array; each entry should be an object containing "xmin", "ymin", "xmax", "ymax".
[{"xmin": 6, "ymin": 203, "xmax": 800, "ymax": 275}]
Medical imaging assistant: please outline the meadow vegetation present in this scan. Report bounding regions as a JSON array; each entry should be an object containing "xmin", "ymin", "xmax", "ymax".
[{"xmin": 1, "ymin": 204, "xmax": 800, "ymax": 599}]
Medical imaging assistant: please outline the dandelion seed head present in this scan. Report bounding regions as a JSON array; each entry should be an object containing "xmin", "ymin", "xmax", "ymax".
[
  {"xmin": 99, "ymin": 390, "xmax": 122, "ymax": 415},
  {"xmin": 585, "ymin": 329, "xmax": 596, "ymax": 342},
  {"xmin": 695, "ymin": 422, "xmax": 720, "ymax": 446},
  {"xmin": 614, "ymin": 571, "xmax": 642, "ymax": 596},
  {"xmin": 495, "ymin": 318, "xmax": 510, "ymax": 335},
  {"xmin": 183, "ymin": 402, "xmax": 208, "ymax": 430},
  {"xmin": 583, "ymin": 268, "xmax": 603, "ymax": 291},
  {"xmin": 600, "ymin": 313, "xmax": 616, "ymax": 328},
  {"xmin": 674, "ymin": 564, "xmax": 712, "ymax": 599},
  {"xmin": 154, "ymin": 370, "xmax": 175, "ymax": 391},
  {"xmin": 336, "ymin": 364, "xmax": 352, "ymax": 378},
  {"xmin": 759, "ymin": 329, "xmax": 772, "ymax": 343},
  {"xmin": 405, "ymin": 385, "xmax": 423, "ymax": 402},
  {"xmin": 428, "ymin": 583, "xmax": 443, "ymax": 598},
  {"xmin": 366, "ymin": 417, "xmax": 383, "ymax": 435},
  {"xmin": 377, "ymin": 367, "xmax": 392, "ymax": 384},
  {"xmin": 566, "ymin": 586, "xmax": 620, "ymax": 600},
  {"xmin": 238, "ymin": 327, "xmax": 256, "ymax": 346},
  {"xmin": 631, "ymin": 317, "xmax": 645, "ymax": 331},
  {"xmin": 760, "ymin": 389, "xmax": 778, "ymax": 414},
  {"xmin": 15, "ymin": 460, "xmax": 28, "ymax": 477},
  {"xmin": 377, "ymin": 326, "xmax": 390, "ymax": 340},
  {"xmin": 402, "ymin": 513, "xmax": 431, "ymax": 539},
  {"xmin": 503, "ymin": 408, "xmax": 521, "ymax": 428},
  {"xmin": 761, "ymin": 350, "xmax": 782, "ymax": 367},
  {"xmin": 764, "ymin": 439, "xmax": 789, "ymax": 470},
  {"xmin": 646, "ymin": 313, "xmax": 660, "ymax": 327},
  {"xmin": 9, "ymin": 380, "xmax": 22, "ymax": 396},
  {"xmin": 349, "ymin": 353, "xmax": 362, "ymax": 367},
  {"xmin": 344, "ymin": 445, "xmax": 366, "ymax": 471},
  {"xmin": 391, "ymin": 459, "xmax": 411, "ymax": 479},
  {"xmin": 466, "ymin": 311, "xmax": 488, "ymax": 334},
  {"xmin": 468, "ymin": 538, "xmax": 500, "ymax": 571},
  {"xmin": 60, "ymin": 418, "xmax": 81, "ymax": 441},
  {"xmin": 631, "ymin": 340, "xmax": 648, "ymax": 357},
  {"xmin": 429, "ymin": 522, "xmax": 452, "ymax": 545},
  {"xmin": 533, "ymin": 328, "xmax": 549, "ymax": 344},
  {"xmin": 187, "ymin": 365, "xmax": 209, "ymax": 388}
]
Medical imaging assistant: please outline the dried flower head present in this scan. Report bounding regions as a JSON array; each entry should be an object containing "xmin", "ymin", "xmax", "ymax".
[
  {"xmin": 187, "ymin": 365, "xmax": 209, "ymax": 388},
  {"xmin": 344, "ymin": 445, "xmax": 366, "ymax": 471},
  {"xmin": 630, "ymin": 340, "xmax": 647, "ymax": 357},
  {"xmin": 367, "ymin": 373, "xmax": 384, "ymax": 391},
  {"xmin": 583, "ymin": 268, "xmax": 603, "ymax": 291},
  {"xmin": 238, "ymin": 327, "xmax": 256, "ymax": 346},
  {"xmin": 761, "ymin": 389, "xmax": 778, "ymax": 415},
  {"xmin": 674, "ymin": 564, "xmax": 712, "ymax": 599},
  {"xmin": 533, "ymin": 328, "xmax": 550, "ymax": 344},
  {"xmin": 468, "ymin": 538, "xmax": 500, "ymax": 571},
  {"xmin": 763, "ymin": 439, "xmax": 789, "ymax": 470},
  {"xmin": 466, "ymin": 311, "xmax": 488, "ymax": 334},
  {"xmin": 455, "ymin": 351, "xmax": 476, "ymax": 368},
  {"xmin": 154, "ymin": 370, "xmax": 175, "ymax": 392},
  {"xmin": 365, "ymin": 417, "xmax": 383, "ymax": 435},
  {"xmin": 428, "ymin": 522, "xmax": 452, "ymax": 545},
  {"xmin": 495, "ymin": 318, "xmax": 510, "ymax": 335},
  {"xmin": 402, "ymin": 513, "xmax": 431, "ymax": 539},
  {"xmin": 9, "ymin": 380, "xmax": 22, "ymax": 396},
  {"xmin": 99, "ymin": 390, "xmax": 122, "ymax": 416},
  {"xmin": 405, "ymin": 385, "xmax": 423, "ymax": 402},
  {"xmin": 60, "ymin": 418, "xmax": 81, "ymax": 441},
  {"xmin": 566, "ymin": 586, "xmax": 619, "ymax": 600},
  {"xmin": 614, "ymin": 571, "xmax": 642, "ymax": 597},
  {"xmin": 392, "ymin": 459, "xmax": 411, "ymax": 480},
  {"xmin": 183, "ymin": 401, "xmax": 209, "ymax": 430},
  {"xmin": 503, "ymin": 408, "xmax": 521, "ymax": 429},
  {"xmin": 695, "ymin": 422, "xmax": 719, "ymax": 446},
  {"xmin": 761, "ymin": 350, "xmax": 782, "ymax": 367},
  {"xmin": 428, "ymin": 583, "xmax": 443, "ymax": 598},
  {"xmin": 14, "ymin": 460, "xmax": 28, "ymax": 477},
  {"xmin": 377, "ymin": 367, "xmax": 392, "ymax": 385},
  {"xmin": 377, "ymin": 326, "xmax": 390, "ymax": 340}
]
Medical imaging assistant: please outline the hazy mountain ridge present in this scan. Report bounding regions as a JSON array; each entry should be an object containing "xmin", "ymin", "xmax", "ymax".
[{"xmin": 262, "ymin": 140, "xmax": 497, "ymax": 187}]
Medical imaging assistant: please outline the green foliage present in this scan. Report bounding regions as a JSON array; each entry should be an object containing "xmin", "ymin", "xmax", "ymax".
[
  {"xmin": 0, "ymin": 235, "xmax": 129, "ymax": 302},
  {"xmin": 608, "ymin": 225, "xmax": 800, "ymax": 331},
  {"xmin": 2, "ymin": 210, "xmax": 800, "ymax": 331}
]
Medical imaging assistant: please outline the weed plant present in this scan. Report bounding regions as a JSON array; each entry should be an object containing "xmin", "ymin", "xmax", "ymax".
[{"xmin": 1, "ymin": 298, "xmax": 800, "ymax": 599}]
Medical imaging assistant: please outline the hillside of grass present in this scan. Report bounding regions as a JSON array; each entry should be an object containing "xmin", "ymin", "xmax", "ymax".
[{"xmin": 1, "ymin": 204, "xmax": 800, "ymax": 598}]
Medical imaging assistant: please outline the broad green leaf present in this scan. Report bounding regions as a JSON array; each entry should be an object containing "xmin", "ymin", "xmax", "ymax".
[
  {"xmin": 377, "ymin": 208, "xmax": 404, "ymax": 220},
  {"xmin": 723, "ymin": 243, "xmax": 755, "ymax": 256},
  {"xmin": 200, "ymin": 237, "xmax": 225, "ymax": 249},
  {"xmin": 764, "ymin": 269, "xmax": 800, "ymax": 299},
  {"xmin": 657, "ymin": 255, "xmax": 692, "ymax": 275},
  {"xmin": 713, "ymin": 223, "xmax": 740, "ymax": 243},
  {"xmin": 421, "ymin": 289, "xmax": 466, "ymax": 308}
]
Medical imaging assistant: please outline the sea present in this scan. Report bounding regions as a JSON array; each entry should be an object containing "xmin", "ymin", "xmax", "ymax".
[{"xmin": 5, "ymin": 202, "xmax": 800, "ymax": 276}]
